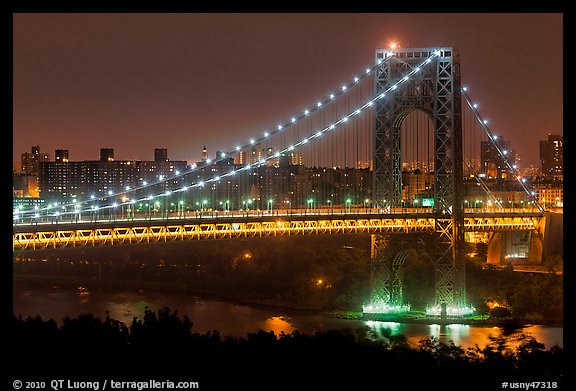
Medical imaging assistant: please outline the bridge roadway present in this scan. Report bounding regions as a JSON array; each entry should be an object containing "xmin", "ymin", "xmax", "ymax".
[{"xmin": 13, "ymin": 208, "xmax": 544, "ymax": 251}]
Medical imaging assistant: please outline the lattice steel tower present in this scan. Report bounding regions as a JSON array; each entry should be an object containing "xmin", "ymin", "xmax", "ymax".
[{"xmin": 371, "ymin": 47, "xmax": 466, "ymax": 309}]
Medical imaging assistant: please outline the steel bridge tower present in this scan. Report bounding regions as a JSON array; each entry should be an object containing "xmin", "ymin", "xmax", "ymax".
[{"xmin": 370, "ymin": 47, "xmax": 466, "ymax": 312}]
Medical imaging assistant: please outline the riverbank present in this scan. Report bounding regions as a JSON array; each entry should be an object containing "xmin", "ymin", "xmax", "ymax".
[
  {"xmin": 328, "ymin": 310, "xmax": 563, "ymax": 328},
  {"xmin": 13, "ymin": 274, "xmax": 562, "ymax": 328}
]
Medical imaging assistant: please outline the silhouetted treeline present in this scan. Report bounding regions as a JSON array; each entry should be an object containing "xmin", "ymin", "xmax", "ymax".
[{"xmin": 10, "ymin": 307, "xmax": 564, "ymax": 389}]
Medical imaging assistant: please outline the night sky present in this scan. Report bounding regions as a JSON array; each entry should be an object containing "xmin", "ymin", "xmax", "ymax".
[{"xmin": 13, "ymin": 13, "xmax": 563, "ymax": 166}]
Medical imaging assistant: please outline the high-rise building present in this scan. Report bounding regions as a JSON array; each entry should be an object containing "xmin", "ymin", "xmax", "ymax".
[
  {"xmin": 21, "ymin": 145, "xmax": 50, "ymax": 174},
  {"xmin": 480, "ymin": 136, "xmax": 516, "ymax": 179},
  {"xmin": 276, "ymin": 151, "xmax": 304, "ymax": 167},
  {"xmin": 100, "ymin": 148, "xmax": 114, "ymax": 162},
  {"xmin": 402, "ymin": 169, "xmax": 434, "ymax": 203},
  {"xmin": 540, "ymin": 134, "xmax": 563, "ymax": 177},
  {"xmin": 55, "ymin": 149, "xmax": 69, "ymax": 162},
  {"xmin": 154, "ymin": 148, "xmax": 168, "ymax": 162},
  {"xmin": 234, "ymin": 145, "xmax": 263, "ymax": 166},
  {"xmin": 38, "ymin": 148, "xmax": 188, "ymax": 201},
  {"xmin": 201, "ymin": 146, "xmax": 208, "ymax": 162}
]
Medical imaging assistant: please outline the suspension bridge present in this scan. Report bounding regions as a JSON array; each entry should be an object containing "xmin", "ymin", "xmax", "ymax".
[{"xmin": 13, "ymin": 46, "xmax": 550, "ymax": 317}]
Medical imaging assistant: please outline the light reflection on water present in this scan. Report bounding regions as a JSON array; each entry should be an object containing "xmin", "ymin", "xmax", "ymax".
[
  {"xmin": 427, "ymin": 323, "xmax": 472, "ymax": 347},
  {"xmin": 364, "ymin": 320, "xmax": 562, "ymax": 350},
  {"xmin": 261, "ymin": 316, "xmax": 296, "ymax": 336},
  {"xmin": 13, "ymin": 283, "xmax": 562, "ymax": 349}
]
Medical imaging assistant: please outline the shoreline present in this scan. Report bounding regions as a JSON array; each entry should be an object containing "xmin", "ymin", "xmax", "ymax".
[{"xmin": 13, "ymin": 274, "xmax": 563, "ymax": 328}]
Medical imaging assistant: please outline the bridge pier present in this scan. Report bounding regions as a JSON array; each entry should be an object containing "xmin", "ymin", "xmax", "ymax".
[
  {"xmin": 365, "ymin": 233, "xmax": 437, "ymax": 314},
  {"xmin": 487, "ymin": 231, "xmax": 543, "ymax": 265},
  {"xmin": 365, "ymin": 228, "xmax": 474, "ymax": 316},
  {"xmin": 365, "ymin": 234, "xmax": 416, "ymax": 313},
  {"xmin": 542, "ymin": 211, "xmax": 563, "ymax": 261},
  {"xmin": 368, "ymin": 234, "xmax": 392, "ymax": 307}
]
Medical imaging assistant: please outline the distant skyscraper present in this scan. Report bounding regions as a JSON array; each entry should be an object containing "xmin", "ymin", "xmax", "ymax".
[
  {"xmin": 21, "ymin": 145, "xmax": 50, "ymax": 174},
  {"xmin": 234, "ymin": 145, "xmax": 263, "ymax": 166},
  {"xmin": 201, "ymin": 146, "xmax": 208, "ymax": 162},
  {"xmin": 234, "ymin": 150, "xmax": 246, "ymax": 165},
  {"xmin": 154, "ymin": 148, "xmax": 168, "ymax": 162},
  {"xmin": 540, "ymin": 134, "xmax": 563, "ymax": 177},
  {"xmin": 480, "ymin": 136, "xmax": 516, "ymax": 179},
  {"xmin": 38, "ymin": 148, "xmax": 188, "ymax": 201},
  {"xmin": 55, "ymin": 149, "xmax": 69, "ymax": 162},
  {"xmin": 100, "ymin": 148, "xmax": 114, "ymax": 162}
]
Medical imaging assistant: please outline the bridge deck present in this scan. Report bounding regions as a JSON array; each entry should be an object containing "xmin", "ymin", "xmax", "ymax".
[{"xmin": 13, "ymin": 211, "xmax": 544, "ymax": 251}]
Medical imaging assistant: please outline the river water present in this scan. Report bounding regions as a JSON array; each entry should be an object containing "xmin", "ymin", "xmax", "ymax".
[{"xmin": 12, "ymin": 282, "xmax": 562, "ymax": 350}]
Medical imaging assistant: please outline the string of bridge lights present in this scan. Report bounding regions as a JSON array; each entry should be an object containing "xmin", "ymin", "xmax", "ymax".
[
  {"xmin": 461, "ymin": 88, "xmax": 545, "ymax": 212},
  {"xmin": 15, "ymin": 51, "xmax": 402, "ymax": 219},
  {"xmin": 16, "ymin": 51, "xmax": 453, "ymax": 219},
  {"xmin": 17, "ymin": 50, "xmax": 473, "ymax": 220}
]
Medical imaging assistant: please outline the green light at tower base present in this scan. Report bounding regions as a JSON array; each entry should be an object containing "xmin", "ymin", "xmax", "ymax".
[
  {"xmin": 425, "ymin": 304, "xmax": 476, "ymax": 317},
  {"xmin": 363, "ymin": 301, "xmax": 411, "ymax": 314}
]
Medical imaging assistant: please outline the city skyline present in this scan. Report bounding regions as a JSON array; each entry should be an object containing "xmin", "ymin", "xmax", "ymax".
[{"xmin": 13, "ymin": 13, "xmax": 563, "ymax": 166}]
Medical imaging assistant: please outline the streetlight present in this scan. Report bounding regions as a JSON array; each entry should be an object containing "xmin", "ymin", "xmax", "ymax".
[
  {"xmin": 165, "ymin": 191, "xmax": 171, "ymax": 219},
  {"xmin": 60, "ymin": 205, "xmax": 66, "ymax": 223},
  {"xmin": 72, "ymin": 199, "xmax": 78, "ymax": 220},
  {"xmin": 307, "ymin": 198, "xmax": 314, "ymax": 214},
  {"xmin": 53, "ymin": 202, "xmax": 60, "ymax": 222},
  {"xmin": 179, "ymin": 200, "xmax": 184, "ymax": 218},
  {"xmin": 129, "ymin": 200, "xmax": 135, "ymax": 220},
  {"xmin": 364, "ymin": 198, "xmax": 370, "ymax": 213},
  {"xmin": 327, "ymin": 199, "xmax": 332, "ymax": 214},
  {"xmin": 268, "ymin": 199, "xmax": 273, "ymax": 214},
  {"xmin": 346, "ymin": 198, "xmax": 352, "ymax": 213}
]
